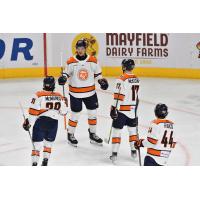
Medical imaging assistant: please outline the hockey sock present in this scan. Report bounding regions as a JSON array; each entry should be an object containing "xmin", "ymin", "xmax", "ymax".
[
  {"xmin": 31, "ymin": 142, "xmax": 42, "ymax": 164},
  {"xmin": 68, "ymin": 112, "xmax": 80, "ymax": 134},
  {"xmin": 112, "ymin": 128, "xmax": 121, "ymax": 153},
  {"xmin": 43, "ymin": 140, "xmax": 53, "ymax": 160},
  {"xmin": 128, "ymin": 126, "xmax": 138, "ymax": 151},
  {"xmin": 87, "ymin": 109, "xmax": 97, "ymax": 133}
]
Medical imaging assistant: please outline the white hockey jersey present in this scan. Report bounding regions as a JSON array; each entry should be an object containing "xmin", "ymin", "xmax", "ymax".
[
  {"xmin": 64, "ymin": 55, "xmax": 102, "ymax": 98},
  {"xmin": 112, "ymin": 73, "xmax": 140, "ymax": 119},
  {"xmin": 28, "ymin": 90, "xmax": 68, "ymax": 125},
  {"xmin": 142, "ymin": 119, "xmax": 177, "ymax": 166}
]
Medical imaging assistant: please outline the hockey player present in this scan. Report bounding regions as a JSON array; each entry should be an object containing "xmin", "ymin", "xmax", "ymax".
[
  {"xmin": 110, "ymin": 59, "xmax": 140, "ymax": 162},
  {"xmin": 23, "ymin": 76, "xmax": 68, "ymax": 166},
  {"xmin": 134, "ymin": 104, "xmax": 176, "ymax": 166},
  {"xmin": 58, "ymin": 39, "xmax": 109, "ymax": 147}
]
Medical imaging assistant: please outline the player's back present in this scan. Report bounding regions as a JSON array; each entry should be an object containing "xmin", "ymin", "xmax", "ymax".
[
  {"xmin": 116, "ymin": 73, "xmax": 140, "ymax": 119},
  {"xmin": 29, "ymin": 90, "xmax": 67, "ymax": 120},
  {"xmin": 147, "ymin": 119, "xmax": 176, "ymax": 165}
]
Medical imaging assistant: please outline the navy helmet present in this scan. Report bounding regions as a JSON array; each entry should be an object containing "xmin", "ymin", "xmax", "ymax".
[
  {"xmin": 122, "ymin": 59, "xmax": 135, "ymax": 71},
  {"xmin": 154, "ymin": 103, "xmax": 168, "ymax": 119},
  {"xmin": 43, "ymin": 76, "xmax": 55, "ymax": 91}
]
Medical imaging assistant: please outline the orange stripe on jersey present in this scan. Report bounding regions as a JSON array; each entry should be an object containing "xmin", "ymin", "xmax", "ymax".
[
  {"xmin": 88, "ymin": 119, "xmax": 97, "ymax": 125},
  {"xmin": 69, "ymin": 85, "xmax": 95, "ymax": 93},
  {"xmin": 119, "ymin": 73, "xmax": 137, "ymax": 81},
  {"xmin": 147, "ymin": 137, "xmax": 158, "ymax": 144},
  {"xmin": 129, "ymin": 135, "xmax": 138, "ymax": 142},
  {"xmin": 172, "ymin": 142, "xmax": 176, "ymax": 148},
  {"xmin": 29, "ymin": 108, "xmax": 48, "ymax": 116},
  {"xmin": 67, "ymin": 57, "xmax": 78, "ymax": 65},
  {"xmin": 119, "ymin": 105, "xmax": 132, "ymax": 111},
  {"xmin": 114, "ymin": 93, "xmax": 125, "ymax": 101},
  {"xmin": 152, "ymin": 119, "xmax": 174, "ymax": 125},
  {"xmin": 147, "ymin": 148, "xmax": 161, "ymax": 156},
  {"xmin": 32, "ymin": 150, "xmax": 40, "ymax": 156},
  {"xmin": 36, "ymin": 91, "xmax": 63, "ymax": 98},
  {"xmin": 68, "ymin": 120, "xmax": 78, "ymax": 127},
  {"xmin": 112, "ymin": 137, "xmax": 121, "ymax": 144},
  {"xmin": 43, "ymin": 147, "xmax": 51, "ymax": 153},
  {"xmin": 87, "ymin": 56, "xmax": 97, "ymax": 64}
]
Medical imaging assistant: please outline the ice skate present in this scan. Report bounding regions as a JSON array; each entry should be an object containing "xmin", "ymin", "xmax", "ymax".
[
  {"xmin": 32, "ymin": 162, "xmax": 38, "ymax": 166},
  {"xmin": 88, "ymin": 129, "xmax": 103, "ymax": 146},
  {"xmin": 131, "ymin": 150, "xmax": 137, "ymax": 159},
  {"xmin": 110, "ymin": 152, "xmax": 118, "ymax": 164},
  {"xmin": 41, "ymin": 158, "xmax": 48, "ymax": 166},
  {"xmin": 68, "ymin": 133, "xmax": 78, "ymax": 147}
]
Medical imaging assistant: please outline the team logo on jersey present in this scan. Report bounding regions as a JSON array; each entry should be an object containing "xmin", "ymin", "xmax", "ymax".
[
  {"xmin": 196, "ymin": 41, "xmax": 200, "ymax": 58},
  {"xmin": 78, "ymin": 69, "xmax": 89, "ymax": 81},
  {"xmin": 72, "ymin": 33, "xmax": 99, "ymax": 56}
]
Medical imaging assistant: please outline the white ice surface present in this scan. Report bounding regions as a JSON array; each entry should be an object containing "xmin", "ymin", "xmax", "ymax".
[{"xmin": 0, "ymin": 77, "xmax": 200, "ymax": 166}]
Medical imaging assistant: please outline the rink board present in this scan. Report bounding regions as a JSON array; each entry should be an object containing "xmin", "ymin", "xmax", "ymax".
[
  {"xmin": 0, "ymin": 33, "xmax": 200, "ymax": 79},
  {"xmin": 1, "ymin": 66, "xmax": 200, "ymax": 79}
]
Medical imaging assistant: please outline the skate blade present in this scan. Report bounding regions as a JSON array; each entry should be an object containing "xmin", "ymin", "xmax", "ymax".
[
  {"xmin": 131, "ymin": 154, "xmax": 137, "ymax": 159},
  {"xmin": 110, "ymin": 157, "xmax": 117, "ymax": 165},
  {"xmin": 90, "ymin": 140, "xmax": 103, "ymax": 146},
  {"xmin": 68, "ymin": 141, "xmax": 78, "ymax": 147}
]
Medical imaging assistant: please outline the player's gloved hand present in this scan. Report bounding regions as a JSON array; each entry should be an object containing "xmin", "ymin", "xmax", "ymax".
[
  {"xmin": 23, "ymin": 118, "xmax": 31, "ymax": 131},
  {"xmin": 98, "ymin": 78, "xmax": 109, "ymax": 90},
  {"xmin": 134, "ymin": 139, "xmax": 144, "ymax": 149},
  {"xmin": 110, "ymin": 106, "xmax": 118, "ymax": 120},
  {"xmin": 58, "ymin": 76, "xmax": 67, "ymax": 85}
]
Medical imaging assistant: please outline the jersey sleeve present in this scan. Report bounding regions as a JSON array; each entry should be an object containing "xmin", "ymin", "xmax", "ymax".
[
  {"xmin": 63, "ymin": 63, "xmax": 73, "ymax": 78},
  {"xmin": 28, "ymin": 94, "xmax": 41, "ymax": 125},
  {"xmin": 142, "ymin": 123, "xmax": 160, "ymax": 148},
  {"xmin": 112, "ymin": 79, "xmax": 126, "ymax": 109},
  {"xmin": 94, "ymin": 61, "xmax": 102, "ymax": 80}
]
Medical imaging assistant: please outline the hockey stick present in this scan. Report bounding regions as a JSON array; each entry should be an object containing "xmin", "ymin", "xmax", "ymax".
[
  {"xmin": 104, "ymin": 83, "xmax": 121, "ymax": 144},
  {"xmin": 135, "ymin": 97, "xmax": 142, "ymax": 166},
  {"xmin": 19, "ymin": 102, "xmax": 36, "ymax": 150},
  {"xmin": 60, "ymin": 52, "xmax": 67, "ymax": 130}
]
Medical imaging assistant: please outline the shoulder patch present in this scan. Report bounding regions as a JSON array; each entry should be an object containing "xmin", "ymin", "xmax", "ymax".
[
  {"xmin": 87, "ymin": 56, "xmax": 97, "ymax": 64},
  {"xmin": 67, "ymin": 57, "xmax": 78, "ymax": 65},
  {"xmin": 119, "ymin": 73, "xmax": 137, "ymax": 81},
  {"xmin": 36, "ymin": 91, "xmax": 63, "ymax": 98},
  {"xmin": 152, "ymin": 119, "xmax": 174, "ymax": 125}
]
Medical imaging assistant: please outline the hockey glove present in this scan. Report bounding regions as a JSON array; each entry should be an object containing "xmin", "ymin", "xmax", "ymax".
[
  {"xmin": 134, "ymin": 139, "xmax": 144, "ymax": 149},
  {"xmin": 98, "ymin": 78, "xmax": 109, "ymax": 90},
  {"xmin": 110, "ymin": 106, "xmax": 118, "ymax": 120},
  {"xmin": 58, "ymin": 76, "xmax": 67, "ymax": 85},
  {"xmin": 23, "ymin": 118, "xmax": 31, "ymax": 131}
]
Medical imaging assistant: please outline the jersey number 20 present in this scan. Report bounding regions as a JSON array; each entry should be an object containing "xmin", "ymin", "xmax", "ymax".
[{"xmin": 46, "ymin": 102, "xmax": 61, "ymax": 110}]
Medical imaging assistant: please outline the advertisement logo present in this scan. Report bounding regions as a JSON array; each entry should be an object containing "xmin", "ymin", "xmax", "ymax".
[
  {"xmin": 196, "ymin": 41, "xmax": 200, "ymax": 58},
  {"xmin": 0, "ymin": 38, "xmax": 33, "ymax": 61},
  {"xmin": 72, "ymin": 33, "xmax": 99, "ymax": 56},
  {"xmin": 106, "ymin": 33, "xmax": 169, "ymax": 59},
  {"xmin": 78, "ymin": 69, "xmax": 89, "ymax": 81}
]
